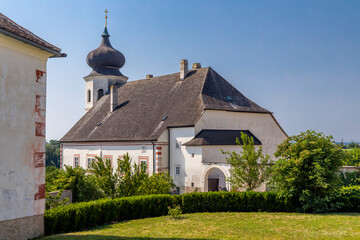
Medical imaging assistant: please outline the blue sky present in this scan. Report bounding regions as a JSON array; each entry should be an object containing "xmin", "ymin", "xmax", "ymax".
[{"xmin": 2, "ymin": 0, "xmax": 360, "ymax": 141}]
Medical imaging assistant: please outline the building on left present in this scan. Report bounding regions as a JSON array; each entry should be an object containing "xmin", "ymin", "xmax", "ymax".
[{"xmin": 0, "ymin": 13, "xmax": 65, "ymax": 240}]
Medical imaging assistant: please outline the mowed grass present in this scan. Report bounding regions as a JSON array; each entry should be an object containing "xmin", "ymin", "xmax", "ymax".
[{"xmin": 40, "ymin": 212, "xmax": 360, "ymax": 240}]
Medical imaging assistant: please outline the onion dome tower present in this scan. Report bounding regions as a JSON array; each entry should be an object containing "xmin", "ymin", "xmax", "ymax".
[{"xmin": 84, "ymin": 9, "xmax": 128, "ymax": 112}]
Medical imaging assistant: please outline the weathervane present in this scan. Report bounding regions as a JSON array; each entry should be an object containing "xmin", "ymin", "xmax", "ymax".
[{"xmin": 105, "ymin": 9, "xmax": 108, "ymax": 27}]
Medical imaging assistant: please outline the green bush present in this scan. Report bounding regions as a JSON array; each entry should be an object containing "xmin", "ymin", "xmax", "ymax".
[
  {"xmin": 45, "ymin": 192, "xmax": 291, "ymax": 235},
  {"xmin": 339, "ymin": 185, "xmax": 360, "ymax": 197},
  {"xmin": 45, "ymin": 194, "xmax": 176, "ymax": 235},
  {"xmin": 44, "ymin": 191, "xmax": 360, "ymax": 236}
]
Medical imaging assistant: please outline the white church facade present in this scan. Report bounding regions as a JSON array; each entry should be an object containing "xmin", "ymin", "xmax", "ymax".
[{"xmin": 60, "ymin": 26, "xmax": 287, "ymax": 193}]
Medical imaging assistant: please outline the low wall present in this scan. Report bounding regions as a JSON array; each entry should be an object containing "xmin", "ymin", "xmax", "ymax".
[
  {"xmin": 47, "ymin": 190, "xmax": 73, "ymax": 205},
  {"xmin": 0, "ymin": 214, "xmax": 43, "ymax": 240}
]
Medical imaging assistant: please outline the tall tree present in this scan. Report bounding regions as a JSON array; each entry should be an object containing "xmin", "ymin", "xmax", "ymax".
[
  {"xmin": 270, "ymin": 130, "xmax": 348, "ymax": 213},
  {"xmin": 221, "ymin": 132, "xmax": 272, "ymax": 191},
  {"xmin": 45, "ymin": 140, "xmax": 60, "ymax": 168}
]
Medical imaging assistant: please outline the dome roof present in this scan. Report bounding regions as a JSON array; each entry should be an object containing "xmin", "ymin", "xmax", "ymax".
[{"xmin": 86, "ymin": 27, "xmax": 125, "ymax": 76}]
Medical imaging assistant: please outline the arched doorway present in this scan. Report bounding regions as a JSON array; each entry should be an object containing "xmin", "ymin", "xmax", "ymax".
[{"xmin": 204, "ymin": 167, "xmax": 227, "ymax": 192}]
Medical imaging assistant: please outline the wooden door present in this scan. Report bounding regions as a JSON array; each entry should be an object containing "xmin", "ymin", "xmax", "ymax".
[{"xmin": 208, "ymin": 179, "xmax": 219, "ymax": 192}]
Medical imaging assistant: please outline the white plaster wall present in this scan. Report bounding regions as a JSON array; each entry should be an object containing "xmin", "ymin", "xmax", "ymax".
[
  {"xmin": 0, "ymin": 35, "xmax": 51, "ymax": 221},
  {"xmin": 169, "ymin": 127, "xmax": 196, "ymax": 191},
  {"xmin": 195, "ymin": 110, "xmax": 287, "ymax": 159},
  {"xmin": 62, "ymin": 142, "xmax": 154, "ymax": 174}
]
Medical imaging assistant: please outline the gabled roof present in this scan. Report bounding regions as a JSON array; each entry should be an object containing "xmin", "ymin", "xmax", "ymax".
[
  {"xmin": 60, "ymin": 67, "xmax": 271, "ymax": 143},
  {"xmin": 183, "ymin": 130, "xmax": 262, "ymax": 146},
  {"xmin": 0, "ymin": 13, "xmax": 65, "ymax": 57}
]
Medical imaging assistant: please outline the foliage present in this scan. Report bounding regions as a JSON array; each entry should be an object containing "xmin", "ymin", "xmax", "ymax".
[
  {"xmin": 270, "ymin": 130, "xmax": 347, "ymax": 213},
  {"xmin": 44, "ymin": 191, "xmax": 292, "ymax": 235},
  {"xmin": 338, "ymin": 185, "xmax": 360, "ymax": 197},
  {"xmin": 89, "ymin": 153, "xmax": 175, "ymax": 198},
  {"xmin": 45, "ymin": 166, "xmax": 104, "ymax": 202},
  {"xmin": 44, "ymin": 194, "xmax": 175, "ymax": 235},
  {"xmin": 168, "ymin": 205, "xmax": 182, "ymax": 219},
  {"xmin": 343, "ymin": 147, "xmax": 360, "ymax": 166},
  {"xmin": 339, "ymin": 171, "xmax": 360, "ymax": 187},
  {"xmin": 45, "ymin": 140, "xmax": 60, "ymax": 168},
  {"xmin": 44, "ymin": 190, "xmax": 360, "ymax": 236},
  {"xmin": 45, "ymin": 190, "xmax": 69, "ymax": 210},
  {"xmin": 221, "ymin": 132, "xmax": 272, "ymax": 191}
]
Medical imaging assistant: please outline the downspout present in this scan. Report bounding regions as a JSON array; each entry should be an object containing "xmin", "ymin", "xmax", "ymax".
[
  {"xmin": 168, "ymin": 128, "xmax": 171, "ymax": 175},
  {"xmin": 152, "ymin": 141, "xmax": 155, "ymax": 174}
]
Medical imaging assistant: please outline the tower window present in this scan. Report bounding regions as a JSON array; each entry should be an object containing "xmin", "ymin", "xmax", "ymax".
[
  {"xmin": 87, "ymin": 89, "xmax": 91, "ymax": 103},
  {"xmin": 97, "ymin": 89, "xmax": 104, "ymax": 100}
]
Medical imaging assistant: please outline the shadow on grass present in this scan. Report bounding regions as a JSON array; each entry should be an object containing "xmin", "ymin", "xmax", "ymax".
[{"xmin": 43, "ymin": 236, "xmax": 213, "ymax": 240}]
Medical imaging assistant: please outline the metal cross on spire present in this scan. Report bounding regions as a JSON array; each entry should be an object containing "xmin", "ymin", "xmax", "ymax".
[{"xmin": 105, "ymin": 9, "xmax": 108, "ymax": 27}]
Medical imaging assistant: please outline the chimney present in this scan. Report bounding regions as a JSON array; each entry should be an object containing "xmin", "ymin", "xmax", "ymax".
[
  {"xmin": 110, "ymin": 85, "xmax": 117, "ymax": 112},
  {"xmin": 146, "ymin": 74, "xmax": 153, "ymax": 79},
  {"xmin": 192, "ymin": 63, "xmax": 201, "ymax": 70},
  {"xmin": 180, "ymin": 59, "xmax": 188, "ymax": 80}
]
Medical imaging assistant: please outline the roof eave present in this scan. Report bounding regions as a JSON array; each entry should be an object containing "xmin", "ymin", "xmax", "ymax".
[{"xmin": 0, "ymin": 28, "xmax": 66, "ymax": 58}]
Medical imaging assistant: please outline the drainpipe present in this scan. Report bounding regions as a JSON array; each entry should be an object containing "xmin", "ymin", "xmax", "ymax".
[
  {"xmin": 168, "ymin": 128, "xmax": 171, "ymax": 175},
  {"xmin": 152, "ymin": 141, "xmax": 155, "ymax": 174}
]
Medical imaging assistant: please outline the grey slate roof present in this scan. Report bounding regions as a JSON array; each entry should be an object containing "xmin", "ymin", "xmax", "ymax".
[
  {"xmin": 183, "ymin": 130, "xmax": 262, "ymax": 146},
  {"xmin": 0, "ymin": 13, "xmax": 63, "ymax": 54},
  {"xmin": 60, "ymin": 67, "xmax": 271, "ymax": 143}
]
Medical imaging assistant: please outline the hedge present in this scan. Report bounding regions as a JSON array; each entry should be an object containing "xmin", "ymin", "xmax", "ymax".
[{"xmin": 44, "ymin": 191, "xmax": 358, "ymax": 236}]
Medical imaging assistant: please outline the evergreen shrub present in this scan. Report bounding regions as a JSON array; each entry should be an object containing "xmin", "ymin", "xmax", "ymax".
[{"xmin": 44, "ymin": 191, "xmax": 360, "ymax": 236}]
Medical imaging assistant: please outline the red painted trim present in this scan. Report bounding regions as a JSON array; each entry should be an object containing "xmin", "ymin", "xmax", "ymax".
[
  {"xmin": 35, "ymin": 122, "xmax": 45, "ymax": 137},
  {"xmin": 34, "ymin": 152, "xmax": 45, "ymax": 168},
  {"xmin": 36, "ymin": 70, "xmax": 45, "ymax": 83},
  {"xmin": 34, "ymin": 184, "xmax": 45, "ymax": 200}
]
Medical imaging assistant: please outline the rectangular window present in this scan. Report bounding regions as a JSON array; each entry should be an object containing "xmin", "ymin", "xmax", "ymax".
[
  {"xmin": 103, "ymin": 155, "xmax": 113, "ymax": 167},
  {"xmin": 138, "ymin": 156, "xmax": 149, "ymax": 173},
  {"xmin": 87, "ymin": 157, "xmax": 95, "ymax": 168},
  {"xmin": 175, "ymin": 141, "xmax": 181, "ymax": 149},
  {"xmin": 175, "ymin": 165, "xmax": 180, "ymax": 175},
  {"xmin": 141, "ymin": 146, "xmax": 146, "ymax": 153},
  {"xmin": 176, "ymin": 187, "xmax": 181, "ymax": 195},
  {"xmin": 74, "ymin": 157, "xmax": 79, "ymax": 168}
]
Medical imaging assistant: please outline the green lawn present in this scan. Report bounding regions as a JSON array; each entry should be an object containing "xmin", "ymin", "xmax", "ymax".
[{"xmin": 40, "ymin": 212, "xmax": 360, "ymax": 240}]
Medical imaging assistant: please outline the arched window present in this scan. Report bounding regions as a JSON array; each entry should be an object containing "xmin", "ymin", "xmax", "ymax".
[
  {"xmin": 87, "ymin": 89, "xmax": 91, "ymax": 103},
  {"xmin": 97, "ymin": 89, "xmax": 104, "ymax": 100}
]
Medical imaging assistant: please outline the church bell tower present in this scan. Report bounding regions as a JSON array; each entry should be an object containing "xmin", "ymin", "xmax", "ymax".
[{"xmin": 84, "ymin": 10, "xmax": 128, "ymax": 112}]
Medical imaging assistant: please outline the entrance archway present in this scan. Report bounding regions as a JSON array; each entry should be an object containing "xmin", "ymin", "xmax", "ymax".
[{"xmin": 204, "ymin": 167, "xmax": 227, "ymax": 192}]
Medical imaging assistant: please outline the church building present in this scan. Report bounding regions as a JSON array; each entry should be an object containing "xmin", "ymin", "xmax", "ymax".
[{"xmin": 60, "ymin": 25, "xmax": 287, "ymax": 193}]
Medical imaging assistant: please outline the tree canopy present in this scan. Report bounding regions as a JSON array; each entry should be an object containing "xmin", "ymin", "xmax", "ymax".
[{"xmin": 270, "ymin": 130, "xmax": 348, "ymax": 212}]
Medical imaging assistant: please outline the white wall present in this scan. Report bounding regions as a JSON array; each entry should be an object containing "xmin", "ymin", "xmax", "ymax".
[
  {"xmin": 169, "ymin": 127, "xmax": 196, "ymax": 191},
  {"xmin": 0, "ymin": 34, "xmax": 51, "ymax": 222},
  {"xmin": 62, "ymin": 142, "xmax": 155, "ymax": 174}
]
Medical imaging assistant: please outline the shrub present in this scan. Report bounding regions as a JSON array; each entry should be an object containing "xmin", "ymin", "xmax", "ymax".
[
  {"xmin": 168, "ymin": 205, "xmax": 182, "ymax": 219},
  {"xmin": 45, "ymin": 192, "xmax": 292, "ymax": 235},
  {"xmin": 270, "ymin": 130, "xmax": 347, "ymax": 213}
]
